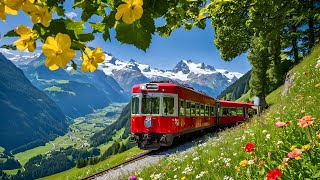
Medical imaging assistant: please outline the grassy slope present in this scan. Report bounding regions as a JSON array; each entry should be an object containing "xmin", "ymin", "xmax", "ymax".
[
  {"xmin": 39, "ymin": 147, "xmax": 144, "ymax": 180},
  {"xmin": 131, "ymin": 46, "xmax": 320, "ymax": 179}
]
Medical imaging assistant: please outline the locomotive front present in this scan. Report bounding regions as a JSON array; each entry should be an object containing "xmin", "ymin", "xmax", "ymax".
[{"xmin": 130, "ymin": 82, "xmax": 180, "ymax": 150}]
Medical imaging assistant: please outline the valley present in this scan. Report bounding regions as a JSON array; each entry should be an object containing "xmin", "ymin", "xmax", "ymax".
[{"xmin": 2, "ymin": 103, "xmax": 127, "ymax": 176}]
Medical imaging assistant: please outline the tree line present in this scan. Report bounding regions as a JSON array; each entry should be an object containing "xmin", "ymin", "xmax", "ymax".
[{"xmin": 208, "ymin": 0, "xmax": 320, "ymax": 104}]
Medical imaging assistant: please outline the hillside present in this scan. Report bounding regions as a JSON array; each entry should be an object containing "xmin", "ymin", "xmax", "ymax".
[
  {"xmin": 129, "ymin": 45, "xmax": 320, "ymax": 179},
  {"xmin": 218, "ymin": 70, "xmax": 251, "ymax": 100},
  {"xmin": 0, "ymin": 53, "xmax": 68, "ymax": 151},
  {"xmin": 90, "ymin": 103, "xmax": 131, "ymax": 147}
]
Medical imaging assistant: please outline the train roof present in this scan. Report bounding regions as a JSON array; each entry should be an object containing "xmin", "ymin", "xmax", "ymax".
[
  {"xmin": 219, "ymin": 100, "xmax": 254, "ymax": 108},
  {"xmin": 132, "ymin": 82, "xmax": 214, "ymax": 99}
]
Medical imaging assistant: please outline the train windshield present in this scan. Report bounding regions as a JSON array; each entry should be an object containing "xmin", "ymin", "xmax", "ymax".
[
  {"xmin": 131, "ymin": 96, "xmax": 139, "ymax": 114},
  {"xmin": 141, "ymin": 95, "xmax": 160, "ymax": 115}
]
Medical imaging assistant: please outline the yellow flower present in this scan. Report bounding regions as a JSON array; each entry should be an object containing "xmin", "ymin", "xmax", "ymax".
[
  {"xmin": 317, "ymin": 133, "xmax": 320, "ymax": 139},
  {"xmin": 315, "ymin": 83, "xmax": 320, "ymax": 88},
  {"xmin": 234, "ymin": 166, "xmax": 240, "ymax": 172},
  {"xmin": 295, "ymin": 156, "xmax": 301, "ymax": 160},
  {"xmin": 4, "ymin": 0, "xmax": 35, "ymax": 15},
  {"xmin": 208, "ymin": 159, "xmax": 214, "ymax": 164},
  {"xmin": 290, "ymin": 145, "xmax": 296, "ymax": 150},
  {"xmin": 115, "ymin": 0, "xmax": 143, "ymax": 24},
  {"xmin": 14, "ymin": 25, "xmax": 37, "ymax": 52},
  {"xmin": 81, "ymin": 47, "xmax": 105, "ymax": 72},
  {"xmin": 239, "ymin": 160, "xmax": 248, "ymax": 167},
  {"xmin": 301, "ymin": 144, "xmax": 310, "ymax": 152},
  {"xmin": 42, "ymin": 33, "xmax": 76, "ymax": 71},
  {"xmin": 0, "ymin": 0, "xmax": 6, "ymax": 21},
  {"xmin": 30, "ymin": 5, "xmax": 51, "ymax": 27},
  {"xmin": 197, "ymin": 12, "xmax": 206, "ymax": 20},
  {"xmin": 181, "ymin": 176, "xmax": 186, "ymax": 180},
  {"xmin": 301, "ymin": 110, "xmax": 306, "ymax": 114}
]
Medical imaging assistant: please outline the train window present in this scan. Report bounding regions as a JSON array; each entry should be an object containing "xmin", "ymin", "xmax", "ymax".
[
  {"xmin": 179, "ymin": 99, "xmax": 185, "ymax": 116},
  {"xmin": 205, "ymin": 105, "xmax": 209, "ymax": 116},
  {"xmin": 200, "ymin": 104, "xmax": 205, "ymax": 116},
  {"xmin": 237, "ymin": 108, "xmax": 244, "ymax": 116},
  {"xmin": 222, "ymin": 108, "xmax": 229, "ymax": 116},
  {"xmin": 230, "ymin": 108, "xmax": 238, "ymax": 116},
  {"xmin": 191, "ymin": 102, "xmax": 196, "ymax": 116},
  {"xmin": 196, "ymin": 103, "xmax": 200, "ymax": 116},
  {"xmin": 163, "ymin": 96, "xmax": 175, "ymax": 115},
  {"xmin": 131, "ymin": 96, "xmax": 139, "ymax": 114},
  {"xmin": 186, "ymin": 101, "xmax": 191, "ymax": 116},
  {"xmin": 141, "ymin": 96, "xmax": 160, "ymax": 114},
  {"xmin": 210, "ymin": 106, "xmax": 215, "ymax": 116}
]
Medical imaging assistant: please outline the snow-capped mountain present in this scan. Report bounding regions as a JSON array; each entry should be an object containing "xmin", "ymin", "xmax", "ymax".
[
  {"xmin": 99, "ymin": 53, "xmax": 243, "ymax": 97},
  {"xmin": 0, "ymin": 48, "xmax": 41, "ymax": 65},
  {"xmin": 0, "ymin": 48, "xmax": 243, "ymax": 98}
]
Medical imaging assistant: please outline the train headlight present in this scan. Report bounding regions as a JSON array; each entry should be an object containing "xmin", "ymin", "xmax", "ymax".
[{"xmin": 140, "ymin": 84, "xmax": 147, "ymax": 90}]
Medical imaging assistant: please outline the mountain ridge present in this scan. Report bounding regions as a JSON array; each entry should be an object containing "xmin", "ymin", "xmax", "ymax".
[{"xmin": 0, "ymin": 53, "xmax": 68, "ymax": 151}]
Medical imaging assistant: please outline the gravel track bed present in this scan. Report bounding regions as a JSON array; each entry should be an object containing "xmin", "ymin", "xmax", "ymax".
[{"xmin": 95, "ymin": 134, "xmax": 213, "ymax": 180}]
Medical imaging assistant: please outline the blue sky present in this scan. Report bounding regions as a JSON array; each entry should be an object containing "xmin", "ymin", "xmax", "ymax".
[{"xmin": 0, "ymin": 6, "xmax": 251, "ymax": 73}]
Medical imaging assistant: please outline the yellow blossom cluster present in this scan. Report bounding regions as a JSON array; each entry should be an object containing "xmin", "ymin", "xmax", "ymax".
[{"xmin": 1, "ymin": 0, "xmax": 51, "ymax": 27}]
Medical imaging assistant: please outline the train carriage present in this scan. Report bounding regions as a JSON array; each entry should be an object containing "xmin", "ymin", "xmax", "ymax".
[{"xmin": 130, "ymin": 82, "xmax": 254, "ymax": 150}]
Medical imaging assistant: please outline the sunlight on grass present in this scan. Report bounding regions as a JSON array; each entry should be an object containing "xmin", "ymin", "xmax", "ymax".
[
  {"xmin": 3, "ymin": 169, "xmax": 20, "ymax": 175},
  {"xmin": 15, "ymin": 143, "xmax": 54, "ymax": 166},
  {"xmin": 39, "ymin": 147, "xmax": 144, "ymax": 180}
]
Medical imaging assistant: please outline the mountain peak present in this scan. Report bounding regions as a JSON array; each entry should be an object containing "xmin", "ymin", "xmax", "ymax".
[{"xmin": 172, "ymin": 60, "xmax": 190, "ymax": 74}]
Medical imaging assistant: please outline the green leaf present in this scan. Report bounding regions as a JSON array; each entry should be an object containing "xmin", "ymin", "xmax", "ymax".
[
  {"xmin": 89, "ymin": 22, "xmax": 105, "ymax": 33},
  {"xmin": 65, "ymin": 19, "xmax": 85, "ymax": 35},
  {"xmin": 71, "ymin": 41, "xmax": 85, "ymax": 50},
  {"xmin": 103, "ymin": 30, "xmax": 110, "ymax": 41},
  {"xmin": 140, "ymin": 10, "xmax": 155, "ymax": 34},
  {"xmin": 77, "ymin": 33, "xmax": 95, "ymax": 42},
  {"xmin": 74, "ymin": 0, "xmax": 107, "ymax": 21},
  {"xmin": 0, "ymin": 44, "xmax": 17, "ymax": 50},
  {"xmin": 52, "ymin": 6, "xmax": 66, "ymax": 16},
  {"xmin": 115, "ymin": 22, "xmax": 151, "ymax": 51},
  {"xmin": 4, "ymin": 30, "xmax": 18, "ymax": 37},
  {"xmin": 71, "ymin": 61, "xmax": 77, "ymax": 70}
]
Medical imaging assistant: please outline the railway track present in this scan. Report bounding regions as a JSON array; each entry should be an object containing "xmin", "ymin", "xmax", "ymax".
[
  {"xmin": 83, "ymin": 130, "xmax": 216, "ymax": 180},
  {"xmin": 83, "ymin": 147, "xmax": 171, "ymax": 180}
]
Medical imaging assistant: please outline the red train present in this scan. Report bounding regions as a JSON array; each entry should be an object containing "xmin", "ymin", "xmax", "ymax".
[{"xmin": 130, "ymin": 82, "xmax": 254, "ymax": 150}]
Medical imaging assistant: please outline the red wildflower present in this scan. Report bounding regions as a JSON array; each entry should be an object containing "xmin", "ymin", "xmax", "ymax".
[
  {"xmin": 244, "ymin": 142, "xmax": 255, "ymax": 152},
  {"xmin": 297, "ymin": 115, "xmax": 315, "ymax": 128},
  {"xmin": 275, "ymin": 121, "xmax": 287, "ymax": 128},
  {"xmin": 266, "ymin": 168, "xmax": 282, "ymax": 180}
]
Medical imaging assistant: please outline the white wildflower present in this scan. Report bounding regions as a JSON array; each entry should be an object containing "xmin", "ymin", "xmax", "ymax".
[
  {"xmin": 316, "ymin": 59, "xmax": 320, "ymax": 69},
  {"xmin": 277, "ymin": 141, "xmax": 283, "ymax": 145},
  {"xmin": 196, "ymin": 171, "xmax": 207, "ymax": 179},
  {"xmin": 223, "ymin": 176, "xmax": 234, "ymax": 180},
  {"xmin": 182, "ymin": 165, "xmax": 193, "ymax": 174},
  {"xmin": 193, "ymin": 157, "xmax": 200, "ymax": 161},
  {"xmin": 266, "ymin": 134, "xmax": 271, "ymax": 140},
  {"xmin": 248, "ymin": 160, "xmax": 254, "ymax": 165},
  {"xmin": 262, "ymin": 130, "xmax": 268, "ymax": 134},
  {"xmin": 153, "ymin": 173, "xmax": 162, "ymax": 180}
]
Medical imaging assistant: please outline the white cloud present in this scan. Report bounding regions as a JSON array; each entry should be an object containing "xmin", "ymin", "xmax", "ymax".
[{"xmin": 65, "ymin": 11, "xmax": 77, "ymax": 19}]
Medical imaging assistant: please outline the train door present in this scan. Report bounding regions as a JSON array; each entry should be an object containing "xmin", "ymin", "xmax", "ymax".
[{"xmin": 216, "ymin": 101, "xmax": 220, "ymax": 127}]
